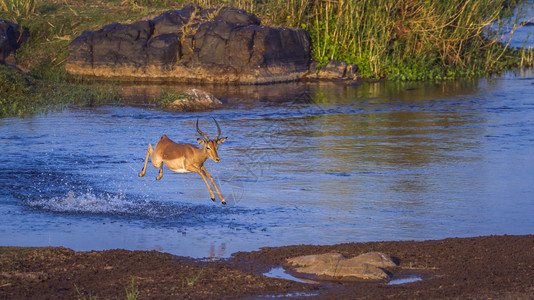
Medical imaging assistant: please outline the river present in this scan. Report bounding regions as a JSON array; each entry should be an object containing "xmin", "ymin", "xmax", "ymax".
[{"xmin": 1, "ymin": 71, "xmax": 533, "ymax": 258}]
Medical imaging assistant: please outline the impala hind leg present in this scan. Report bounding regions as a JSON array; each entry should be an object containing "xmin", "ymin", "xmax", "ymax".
[
  {"xmin": 138, "ymin": 144, "xmax": 153, "ymax": 178},
  {"xmin": 156, "ymin": 164, "xmax": 163, "ymax": 180},
  {"xmin": 201, "ymin": 166, "xmax": 226, "ymax": 205}
]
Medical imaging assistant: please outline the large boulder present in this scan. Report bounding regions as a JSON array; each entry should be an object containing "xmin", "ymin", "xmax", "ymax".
[
  {"xmin": 0, "ymin": 20, "xmax": 27, "ymax": 66},
  {"xmin": 66, "ymin": 3, "xmax": 311, "ymax": 84},
  {"xmin": 286, "ymin": 252, "xmax": 397, "ymax": 281}
]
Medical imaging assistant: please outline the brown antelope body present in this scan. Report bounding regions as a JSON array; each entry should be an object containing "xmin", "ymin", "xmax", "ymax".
[{"xmin": 138, "ymin": 118, "xmax": 228, "ymax": 204}]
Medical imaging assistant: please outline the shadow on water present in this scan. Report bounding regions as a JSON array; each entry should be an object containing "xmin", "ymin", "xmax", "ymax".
[{"xmin": 1, "ymin": 72, "xmax": 534, "ymax": 257}]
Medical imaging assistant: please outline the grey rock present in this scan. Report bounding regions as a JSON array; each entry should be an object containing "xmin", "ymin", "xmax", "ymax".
[
  {"xmin": 66, "ymin": 4, "xmax": 310, "ymax": 84},
  {"xmin": 306, "ymin": 59, "xmax": 359, "ymax": 80},
  {"xmin": 0, "ymin": 20, "xmax": 27, "ymax": 66}
]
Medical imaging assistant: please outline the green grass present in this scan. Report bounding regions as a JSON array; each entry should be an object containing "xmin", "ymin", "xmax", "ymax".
[
  {"xmin": 0, "ymin": 63, "xmax": 119, "ymax": 117},
  {"xmin": 185, "ymin": 269, "xmax": 203, "ymax": 286},
  {"xmin": 74, "ymin": 283, "xmax": 99, "ymax": 300},
  {"xmin": 125, "ymin": 277, "xmax": 140, "ymax": 300}
]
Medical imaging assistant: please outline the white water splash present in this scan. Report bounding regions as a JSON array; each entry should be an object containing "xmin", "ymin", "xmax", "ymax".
[
  {"xmin": 23, "ymin": 189, "xmax": 248, "ymax": 223},
  {"xmin": 26, "ymin": 190, "xmax": 136, "ymax": 214}
]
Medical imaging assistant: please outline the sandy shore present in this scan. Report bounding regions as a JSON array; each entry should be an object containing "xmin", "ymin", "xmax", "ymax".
[{"xmin": 1, "ymin": 234, "xmax": 533, "ymax": 299}]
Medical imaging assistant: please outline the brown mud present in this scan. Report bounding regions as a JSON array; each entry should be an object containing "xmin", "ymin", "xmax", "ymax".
[{"xmin": 1, "ymin": 235, "xmax": 533, "ymax": 299}]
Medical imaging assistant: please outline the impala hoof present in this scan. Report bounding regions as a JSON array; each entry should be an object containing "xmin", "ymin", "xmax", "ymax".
[
  {"xmin": 221, "ymin": 200, "xmax": 227, "ymax": 205},
  {"xmin": 211, "ymin": 197, "xmax": 215, "ymax": 202}
]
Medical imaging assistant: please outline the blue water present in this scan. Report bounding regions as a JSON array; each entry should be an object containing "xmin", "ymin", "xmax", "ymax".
[
  {"xmin": 509, "ymin": 0, "xmax": 534, "ymax": 49},
  {"xmin": 1, "ymin": 73, "xmax": 534, "ymax": 258}
]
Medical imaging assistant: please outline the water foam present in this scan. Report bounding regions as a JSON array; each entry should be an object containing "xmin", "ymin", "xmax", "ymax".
[
  {"xmin": 23, "ymin": 189, "xmax": 262, "ymax": 230},
  {"xmin": 26, "ymin": 190, "xmax": 137, "ymax": 215}
]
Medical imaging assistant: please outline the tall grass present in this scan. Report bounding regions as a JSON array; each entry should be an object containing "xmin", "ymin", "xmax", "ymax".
[
  {"xmin": 0, "ymin": 0, "xmax": 37, "ymax": 17},
  {"xmin": 236, "ymin": 0, "xmax": 525, "ymax": 80}
]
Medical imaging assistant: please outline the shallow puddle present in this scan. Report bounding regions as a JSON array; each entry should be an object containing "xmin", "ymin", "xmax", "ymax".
[
  {"xmin": 387, "ymin": 275, "xmax": 423, "ymax": 285},
  {"xmin": 262, "ymin": 266, "xmax": 312, "ymax": 284},
  {"xmin": 259, "ymin": 291, "xmax": 320, "ymax": 298},
  {"xmin": 264, "ymin": 266, "xmax": 425, "ymax": 286}
]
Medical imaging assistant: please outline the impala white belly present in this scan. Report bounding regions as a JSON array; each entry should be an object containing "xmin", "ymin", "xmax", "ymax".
[
  {"xmin": 164, "ymin": 156, "xmax": 190, "ymax": 173},
  {"xmin": 171, "ymin": 168, "xmax": 191, "ymax": 174}
]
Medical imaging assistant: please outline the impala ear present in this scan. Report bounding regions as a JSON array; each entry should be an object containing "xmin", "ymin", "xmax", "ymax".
[
  {"xmin": 217, "ymin": 137, "xmax": 227, "ymax": 144},
  {"xmin": 197, "ymin": 138, "xmax": 205, "ymax": 145}
]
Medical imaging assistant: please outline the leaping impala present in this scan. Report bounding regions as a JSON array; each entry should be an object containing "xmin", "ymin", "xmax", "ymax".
[{"xmin": 138, "ymin": 118, "xmax": 228, "ymax": 204}]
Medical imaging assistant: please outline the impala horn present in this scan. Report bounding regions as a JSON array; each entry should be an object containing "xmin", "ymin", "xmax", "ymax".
[
  {"xmin": 213, "ymin": 117, "xmax": 221, "ymax": 141},
  {"xmin": 196, "ymin": 118, "xmax": 210, "ymax": 141}
]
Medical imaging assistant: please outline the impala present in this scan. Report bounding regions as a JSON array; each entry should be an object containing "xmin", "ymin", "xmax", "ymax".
[{"xmin": 138, "ymin": 118, "xmax": 228, "ymax": 204}]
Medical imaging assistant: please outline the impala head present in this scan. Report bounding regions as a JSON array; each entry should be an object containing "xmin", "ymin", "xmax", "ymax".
[{"xmin": 196, "ymin": 118, "xmax": 227, "ymax": 163}]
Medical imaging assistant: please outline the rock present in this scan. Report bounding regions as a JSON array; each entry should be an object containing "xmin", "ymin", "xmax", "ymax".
[
  {"xmin": 305, "ymin": 59, "xmax": 359, "ymax": 80},
  {"xmin": 66, "ymin": 4, "xmax": 311, "ymax": 84},
  {"xmin": 314, "ymin": 59, "xmax": 359, "ymax": 80},
  {"xmin": 164, "ymin": 88, "xmax": 222, "ymax": 112},
  {"xmin": 345, "ymin": 63, "xmax": 359, "ymax": 79},
  {"xmin": 286, "ymin": 252, "xmax": 397, "ymax": 281},
  {"xmin": 0, "ymin": 20, "xmax": 27, "ymax": 66},
  {"xmin": 318, "ymin": 60, "xmax": 348, "ymax": 79},
  {"xmin": 348, "ymin": 251, "xmax": 397, "ymax": 268}
]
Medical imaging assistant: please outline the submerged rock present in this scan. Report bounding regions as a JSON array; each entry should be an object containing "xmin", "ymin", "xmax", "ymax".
[
  {"xmin": 66, "ymin": 3, "xmax": 311, "ymax": 84},
  {"xmin": 286, "ymin": 252, "xmax": 397, "ymax": 281},
  {"xmin": 164, "ymin": 88, "xmax": 222, "ymax": 112}
]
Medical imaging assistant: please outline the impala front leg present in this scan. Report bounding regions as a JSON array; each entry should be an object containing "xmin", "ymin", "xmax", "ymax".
[
  {"xmin": 201, "ymin": 166, "xmax": 226, "ymax": 205},
  {"xmin": 195, "ymin": 168, "xmax": 216, "ymax": 202},
  {"xmin": 139, "ymin": 144, "xmax": 153, "ymax": 177}
]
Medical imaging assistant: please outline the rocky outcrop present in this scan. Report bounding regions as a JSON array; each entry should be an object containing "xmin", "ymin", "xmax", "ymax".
[
  {"xmin": 0, "ymin": 20, "xmax": 27, "ymax": 66},
  {"xmin": 66, "ymin": 3, "xmax": 311, "ymax": 84},
  {"xmin": 286, "ymin": 252, "xmax": 397, "ymax": 281}
]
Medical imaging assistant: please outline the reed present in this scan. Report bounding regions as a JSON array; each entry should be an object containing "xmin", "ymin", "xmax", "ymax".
[
  {"xmin": 241, "ymin": 0, "xmax": 525, "ymax": 80},
  {"xmin": 0, "ymin": 0, "xmax": 36, "ymax": 17},
  {"xmin": 521, "ymin": 47, "xmax": 534, "ymax": 67}
]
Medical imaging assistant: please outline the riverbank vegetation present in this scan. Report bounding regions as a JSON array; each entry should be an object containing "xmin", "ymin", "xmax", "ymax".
[
  {"xmin": 0, "ymin": 63, "xmax": 117, "ymax": 117},
  {"xmin": 218, "ymin": 0, "xmax": 533, "ymax": 79},
  {"xmin": 265, "ymin": 0, "xmax": 533, "ymax": 80},
  {"xmin": 0, "ymin": 0, "xmax": 532, "ymax": 116}
]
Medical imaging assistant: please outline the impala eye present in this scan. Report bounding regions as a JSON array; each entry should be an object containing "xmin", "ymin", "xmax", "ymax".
[{"xmin": 206, "ymin": 146, "xmax": 211, "ymax": 150}]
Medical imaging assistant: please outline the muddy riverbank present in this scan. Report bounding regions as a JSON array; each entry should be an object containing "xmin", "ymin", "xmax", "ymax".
[{"xmin": 1, "ymin": 234, "xmax": 533, "ymax": 299}]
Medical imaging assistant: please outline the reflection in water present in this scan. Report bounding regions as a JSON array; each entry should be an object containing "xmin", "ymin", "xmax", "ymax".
[
  {"xmin": 208, "ymin": 243, "xmax": 227, "ymax": 260},
  {"xmin": 119, "ymin": 81, "xmax": 314, "ymax": 108},
  {"xmin": 1, "ymin": 73, "xmax": 534, "ymax": 258}
]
